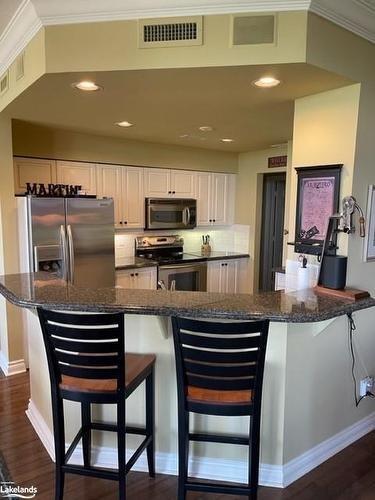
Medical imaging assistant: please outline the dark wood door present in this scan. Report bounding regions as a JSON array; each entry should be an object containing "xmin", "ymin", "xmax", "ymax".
[{"xmin": 259, "ymin": 173, "xmax": 286, "ymax": 292}]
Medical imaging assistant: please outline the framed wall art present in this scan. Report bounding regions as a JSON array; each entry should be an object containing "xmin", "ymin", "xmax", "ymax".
[
  {"xmin": 364, "ymin": 185, "xmax": 375, "ymax": 261},
  {"xmin": 294, "ymin": 164, "xmax": 342, "ymax": 255}
]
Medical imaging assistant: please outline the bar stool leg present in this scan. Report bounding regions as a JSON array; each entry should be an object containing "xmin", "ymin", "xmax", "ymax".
[
  {"xmin": 52, "ymin": 395, "xmax": 65, "ymax": 500},
  {"xmin": 81, "ymin": 402, "xmax": 91, "ymax": 467},
  {"xmin": 177, "ymin": 410, "xmax": 189, "ymax": 500},
  {"xmin": 117, "ymin": 399, "xmax": 126, "ymax": 500},
  {"xmin": 248, "ymin": 415, "xmax": 260, "ymax": 500},
  {"xmin": 146, "ymin": 369, "xmax": 155, "ymax": 477}
]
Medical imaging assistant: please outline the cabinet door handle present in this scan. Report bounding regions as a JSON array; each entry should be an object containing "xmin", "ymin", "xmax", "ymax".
[
  {"xmin": 119, "ymin": 221, "xmax": 123, "ymax": 224},
  {"xmin": 209, "ymin": 219, "xmax": 212, "ymax": 223},
  {"xmin": 213, "ymin": 219, "xmax": 216, "ymax": 223},
  {"xmin": 135, "ymin": 273, "xmax": 138, "ymax": 277},
  {"xmin": 124, "ymin": 221, "xmax": 127, "ymax": 224},
  {"xmin": 172, "ymin": 191, "xmax": 176, "ymax": 194},
  {"xmin": 130, "ymin": 273, "xmax": 134, "ymax": 277},
  {"xmin": 168, "ymin": 191, "xmax": 171, "ymax": 194}
]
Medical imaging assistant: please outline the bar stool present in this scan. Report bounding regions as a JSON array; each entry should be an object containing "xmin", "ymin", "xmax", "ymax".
[
  {"xmin": 171, "ymin": 317, "xmax": 269, "ymax": 500},
  {"xmin": 37, "ymin": 309, "xmax": 156, "ymax": 500}
]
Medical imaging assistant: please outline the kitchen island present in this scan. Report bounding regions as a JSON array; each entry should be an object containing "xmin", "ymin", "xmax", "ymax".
[{"xmin": 1, "ymin": 272, "xmax": 375, "ymax": 488}]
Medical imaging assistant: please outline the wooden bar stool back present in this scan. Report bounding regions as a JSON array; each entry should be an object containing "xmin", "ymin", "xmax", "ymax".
[
  {"xmin": 37, "ymin": 308, "xmax": 156, "ymax": 500},
  {"xmin": 171, "ymin": 317, "xmax": 269, "ymax": 500}
]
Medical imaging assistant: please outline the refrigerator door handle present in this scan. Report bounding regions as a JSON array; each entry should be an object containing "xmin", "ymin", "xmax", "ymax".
[
  {"xmin": 59, "ymin": 225, "xmax": 68, "ymax": 281},
  {"xmin": 67, "ymin": 224, "xmax": 75, "ymax": 284}
]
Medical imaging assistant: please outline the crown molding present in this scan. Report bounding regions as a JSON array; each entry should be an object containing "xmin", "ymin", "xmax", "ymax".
[
  {"xmin": 310, "ymin": 0, "xmax": 375, "ymax": 44},
  {"xmin": 38, "ymin": 1, "xmax": 310, "ymax": 25},
  {"xmin": 0, "ymin": 0, "xmax": 42, "ymax": 77}
]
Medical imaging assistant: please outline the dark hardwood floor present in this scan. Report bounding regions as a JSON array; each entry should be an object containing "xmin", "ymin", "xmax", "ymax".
[{"xmin": 1, "ymin": 372, "xmax": 375, "ymax": 499}]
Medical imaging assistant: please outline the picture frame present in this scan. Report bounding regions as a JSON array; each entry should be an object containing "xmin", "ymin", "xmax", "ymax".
[
  {"xmin": 364, "ymin": 185, "xmax": 375, "ymax": 262},
  {"xmin": 294, "ymin": 164, "xmax": 342, "ymax": 255}
]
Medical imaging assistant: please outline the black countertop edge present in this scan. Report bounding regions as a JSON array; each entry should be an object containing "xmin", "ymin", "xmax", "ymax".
[
  {"xmin": 115, "ymin": 253, "xmax": 250, "ymax": 270},
  {"xmin": 115, "ymin": 261, "xmax": 158, "ymax": 270}
]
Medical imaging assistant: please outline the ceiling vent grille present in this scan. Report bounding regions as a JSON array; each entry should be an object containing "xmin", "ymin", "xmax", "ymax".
[
  {"xmin": 0, "ymin": 71, "xmax": 9, "ymax": 95},
  {"xmin": 15, "ymin": 52, "xmax": 25, "ymax": 81},
  {"xmin": 139, "ymin": 17, "xmax": 203, "ymax": 48},
  {"xmin": 232, "ymin": 15, "xmax": 276, "ymax": 46}
]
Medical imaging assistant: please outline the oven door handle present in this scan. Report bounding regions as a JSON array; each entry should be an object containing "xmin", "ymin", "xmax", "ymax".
[{"xmin": 159, "ymin": 263, "xmax": 205, "ymax": 270}]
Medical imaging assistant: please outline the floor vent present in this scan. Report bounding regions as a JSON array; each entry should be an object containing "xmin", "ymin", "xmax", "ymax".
[
  {"xmin": 139, "ymin": 17, "xmax": 203, "ymax": 48},
  {"xmin": 0, "ymin": 71, "xmax": 9, "ymax": 95},
  {"xmin": 15, "ymin": 52, "xmax": 25, "ymax": 81},
  {"xmin": 232, "ymin": 15, "xmax": 276, "ymax": 46}
]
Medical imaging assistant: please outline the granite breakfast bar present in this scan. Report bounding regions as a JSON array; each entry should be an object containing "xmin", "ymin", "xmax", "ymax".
[{"xmin": 1, "ymin": 272, "xmax": 375, "ymax": 488}]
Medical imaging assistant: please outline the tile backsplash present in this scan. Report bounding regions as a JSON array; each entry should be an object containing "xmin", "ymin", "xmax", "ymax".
[{"xmin": 114, "ymin": 224, "xmax": 250, "ymax": 263}]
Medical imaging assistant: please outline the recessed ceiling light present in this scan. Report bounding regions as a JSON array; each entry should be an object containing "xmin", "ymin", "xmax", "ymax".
[
  {"xmin": 116, "ymin": 121, "xmax": 134, "ymax": 128},
  {"xmin": 199, "ymin": 126, "xmax": 214, "ymax": 132},
  {"xmin": 221, "ymin": 138, "xmax": 234, "ymax": 143},
  {"xmin": 72, "ymin": 81, "xmax": 102, "ymax": 91},
  {"xmin": 252, "ymin": 76, "xmax": 281, "ymax": 88}
]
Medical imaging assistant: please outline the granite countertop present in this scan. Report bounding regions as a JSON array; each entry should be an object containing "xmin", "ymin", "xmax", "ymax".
[
  {"xmin": 116, "ymin": 257, "xmax": 157, "ymax": 270},
  {"xmin": 187, "ymin": 251, "xmax": 249, "ymax": 261},
  {"xmin": 0, "ymin": 272, "xmax": 374, "ymax": 323}
]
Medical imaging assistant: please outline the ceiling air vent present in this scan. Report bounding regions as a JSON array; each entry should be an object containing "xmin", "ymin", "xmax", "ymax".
[
  {"xmin": 15, "ymin": 52, "xmax": 25, "ymax": 81},
  {"xmin": 0, "ymin": 71, "xmax": 9, "ymax": 95},
  {"xmin": 138, "ymin": 16, "xmax": 203, "ymax": 48},
  {"xmin": 232, "ymin": 15, "xmax": 276, "ymax": 46}
]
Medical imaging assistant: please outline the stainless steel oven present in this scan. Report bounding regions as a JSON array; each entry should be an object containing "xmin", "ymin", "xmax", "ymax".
[
  {"xmin": 158, "ymin": 262, "xmax": 207, "ymax": 292},
  {"xmin": 145, "ymin": 198, "xmax": 196, "ymax": 230}
]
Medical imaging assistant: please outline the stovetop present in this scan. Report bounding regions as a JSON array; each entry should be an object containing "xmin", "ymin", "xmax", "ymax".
[{"xmin": 135, "ymin": 251, "xmax": 207, "ymax": 266}]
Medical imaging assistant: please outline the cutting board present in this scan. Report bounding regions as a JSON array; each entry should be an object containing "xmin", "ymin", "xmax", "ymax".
[{"xmin": 314, "ymin": 285, "xmax": 370, "ymax": 301}]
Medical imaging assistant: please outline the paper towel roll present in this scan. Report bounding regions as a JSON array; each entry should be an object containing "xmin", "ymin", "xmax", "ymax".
[{"xmin": 297, "ymin": 267, "xmax": 310, "ymax": 290}]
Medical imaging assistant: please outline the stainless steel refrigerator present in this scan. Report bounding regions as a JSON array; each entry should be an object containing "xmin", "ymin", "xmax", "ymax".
[{"xmin": 20, "ymin": 196, "xmax": 115, "ymax": 287}]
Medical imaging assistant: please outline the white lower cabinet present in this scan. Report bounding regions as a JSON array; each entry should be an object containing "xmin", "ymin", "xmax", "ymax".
[
  {"xmin": 207, "ymin": 259, "xmax": 239, "ymax": 293},
  {"xmin": 116, "ymin": 267, "xmax": 157, "ymax": 290}
]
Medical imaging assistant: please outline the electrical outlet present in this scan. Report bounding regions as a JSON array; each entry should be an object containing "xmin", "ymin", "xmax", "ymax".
[{"xmin": 360, "ymin": 376, "xmax": 374, "ymax": 397}]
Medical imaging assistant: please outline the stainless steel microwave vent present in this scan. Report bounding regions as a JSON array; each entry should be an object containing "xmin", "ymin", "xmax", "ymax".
[
  {"xmin": 138, "ymin": 17, "xmax": 203, "ymax": 48},
  {"xmin": 232, "ymin": 15, "xmax": 275, "ymax": 45},
  {"xmin": 0, "ymin": 71, "xmax": 9, "ymax": 95}
]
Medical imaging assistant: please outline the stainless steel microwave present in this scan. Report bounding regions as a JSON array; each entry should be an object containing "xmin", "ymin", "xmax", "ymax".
[{"xmin": 145, "ymin": 198, "xmax": 196, "ymax": 230}]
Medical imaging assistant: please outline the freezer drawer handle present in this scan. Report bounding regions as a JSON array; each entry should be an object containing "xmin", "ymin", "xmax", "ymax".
[{"xmin": 67, "ymin": 224, "xmax": 74, "ymax": 284}]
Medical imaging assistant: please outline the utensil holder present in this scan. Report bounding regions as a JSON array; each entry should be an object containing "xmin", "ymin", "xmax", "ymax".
[{"xmin": 201, "ymin": 244, "xmax": 211, "ymax": 256}]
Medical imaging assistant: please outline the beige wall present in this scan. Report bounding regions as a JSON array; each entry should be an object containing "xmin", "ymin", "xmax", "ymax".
[
  {"xmin": 235, "ymin": 145, "xmax": 288, "ymax": 292},
  {"xmin": 0, "ymin": 29, "xmax": 46, "ymax": 113},
  {"xmin": 12, "ymin": 121, "xmax": 238, "ymax": 173},
  {"xmin": 288, "ymin": 84, "xmax": 361, "ymax": 262},
  {"xmin": 45, "ymin": 12, "xmax": 307, "ymax": 73},
  {"xmin": 0, "ymin": 114, "xmax": 23, "ymax": 363}
]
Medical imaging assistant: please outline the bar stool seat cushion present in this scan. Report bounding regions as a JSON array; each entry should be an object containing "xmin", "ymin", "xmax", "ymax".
[
  {"xmin": 187, "ymin": 386, "xmax": 252, "ymax": 404},
  {"xmin": 60, "ymin": 353, "xmax": 156, "ymax": 394}
]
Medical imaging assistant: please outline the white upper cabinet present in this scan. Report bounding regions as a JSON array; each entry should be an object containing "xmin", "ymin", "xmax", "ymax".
[
  {"xmin": 122, "ymin": 167, "xmax": 144, "ymax": 228},
  {"xmin": 196, "ymin": 172, "xmax": 235, "ymax": 226},
  {"xmin": 97, "ymin": 165, "xmax": 144, "ymax": 229},
  {"xmin": 56, "ymin": 161, "xmax": 97, "ymax": 195},
  {"xmin": 144, "ymin": 168, "xmax": 196, "ymax": 198},
  {"xmin": 170, "ymin": 170, "xmax": 196, "ymax": 198},
  {"xmin": 144, "ymin": 168, "xmax": 170, "ymax": 197},
  {"xmin": 14, "ymin": 157, "xmax": 57, "ymax": 194},
  {"xmin": 96, "ymin": 165, "xmax": 123, "ymax": 227}
]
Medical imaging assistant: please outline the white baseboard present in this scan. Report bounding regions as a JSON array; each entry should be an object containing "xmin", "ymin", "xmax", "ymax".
[
  {"xmin": 282, "ymin": 410, "xmax": 375, "ymax": 487},
  {"xmin": 26, "ymin": 399, "xmax": 55, "ymax": 461},
  {"xmin": 0, "ymin": 350, "xmax": 26, "ymax": 376},
  {"xmin": 25, "ymin": 400, "xmax": 375, "ymax": 488}
]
